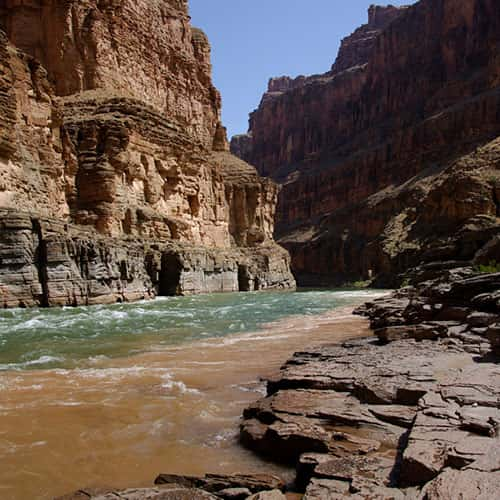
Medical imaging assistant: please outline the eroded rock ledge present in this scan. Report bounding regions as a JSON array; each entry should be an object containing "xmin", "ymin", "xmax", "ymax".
[
  {"xmin": 239, "ymin": 268, "xmax": 500, "ymax": 498},
  {"xmin": 0, "ymin": 209, "xmax": 294, "ymax": 308},
  {"xmin": 57, "ymin": 473, "xmax": 289, "ymax": 500},
  {"xmin": 0, "ymin": 0, "xmax": 295, "ymax": 307}
]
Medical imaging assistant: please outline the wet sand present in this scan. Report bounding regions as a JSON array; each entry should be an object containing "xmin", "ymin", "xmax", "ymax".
[{"xmin": 0, "ymin": 306, "xmax": 372, "ymax": 499}]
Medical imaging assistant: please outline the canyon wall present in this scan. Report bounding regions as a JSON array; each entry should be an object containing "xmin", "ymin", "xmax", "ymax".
[
  {"xmin": 0, "ymin": 0, "xmax": 218, "ymax": 148},
  {"xmin": 231, "ymin": 0, "xmax": 500, "ymax": 286},
  {"xmin": 0, "ymin": 0, "xmax": 295, "ymax": 308}
]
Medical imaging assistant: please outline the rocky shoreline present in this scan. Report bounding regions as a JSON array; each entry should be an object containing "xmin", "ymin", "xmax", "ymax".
[
  {"xmin": 240, "ymin": 267, "xmax": 500, "ymax": 498},
  {"xmin": 58, "ymin": 267, "xmax": 500, "ymax": 499},
  {"xmin": 57, "ymin": 474, "xmax": 290, "ymax": 500}
]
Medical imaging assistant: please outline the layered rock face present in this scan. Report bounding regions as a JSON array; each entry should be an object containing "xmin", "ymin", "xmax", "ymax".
[
  {"xmin": 58, "ymin": 473, "xmax": 288, "ymax": 499},
  {"xmin": 240, "ymin": 268, "xmax": 500, "ymax": 497},
  {"xmin": 332, "ymin": 4, "xmax": 406, "ymax": 73},
  {"xmin": 231, "ymin": 4, "xmax": 408, "ymax": 177},
  {"xmin": 0, "ymin": 0, "xmax": 295, "ymax": 308},
  {"xmin": 0, "ymin": 0, "xmax": 218, "ymax": 147},
  {"xmin": 231, "ymin": 0, "xmax": 500, "ymax": 286}
]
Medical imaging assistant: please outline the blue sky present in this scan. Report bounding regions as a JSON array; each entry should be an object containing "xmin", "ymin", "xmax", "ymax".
[{"xmin": 189, "ymin": 1, "xmax": 410, "ymax": 139}]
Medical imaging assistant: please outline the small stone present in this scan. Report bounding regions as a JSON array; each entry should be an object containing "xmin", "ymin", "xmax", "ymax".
[
  {"xmin": 217, "ymin": 487, "xmax": 252, "ymax": 499},
  {"xmin": 247, "ymin": 491, "xmax": 286, "ymax": 500}
]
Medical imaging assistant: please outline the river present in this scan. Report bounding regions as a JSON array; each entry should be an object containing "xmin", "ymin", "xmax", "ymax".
[{"xmin": 0, "ymin": 289, "xmax": 385, "ymax": 499}]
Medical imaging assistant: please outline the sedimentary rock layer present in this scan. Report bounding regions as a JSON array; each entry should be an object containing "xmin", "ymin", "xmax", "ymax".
[
  {"xmin": 57, "ymin": 473, "xmax": 288, "ymax": 499},
  {"xmin": 0, "ymin": 209, "xmax": 293, "ymax": 308},
  {"xmin": 231, "ymin": 0, "xmax": 500, "ymax": 286},
  {"xmin": 0, "ymin": 0, "xmax": 295, "ymax": 307},
  {"xmin": 0, "ymin": 0, "xmax": 219, "ymax": 148},
  {"xmin": 239, "ymin": 268, "xmax": 500, "ymax": 497}
]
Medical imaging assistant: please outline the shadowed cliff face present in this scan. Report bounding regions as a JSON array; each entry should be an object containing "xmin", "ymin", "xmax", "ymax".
[
  {"xmin": 231, "ymin": 0, "xmax": 500, "ymax": 286},
  {"xmin": 0, "ymin": 0, "xmax": 295, "ymax": 308}
]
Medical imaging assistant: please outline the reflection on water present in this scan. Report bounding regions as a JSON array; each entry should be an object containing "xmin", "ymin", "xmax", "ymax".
[{"xmin": 0, "ymin": 289, "xmax": 385, "ymax": 499}]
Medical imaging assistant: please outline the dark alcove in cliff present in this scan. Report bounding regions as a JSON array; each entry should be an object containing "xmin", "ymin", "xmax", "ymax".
[
  {"xmin": 159, "ymin": 254, "xmax": 182, "ymax": 296},
  {"xmin": 238, "ymin": 265, "xmax": 251, "ymax": 292}
]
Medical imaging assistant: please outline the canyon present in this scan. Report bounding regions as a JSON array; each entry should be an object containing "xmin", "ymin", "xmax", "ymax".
[
  {"xmin": 231, "ymin": 0, "xmax": 500, "ymax": 287},
  {"xmin": 0, "ymin": 1, "xmax": 499, "ymax": 499},
  {"xmin": 229, "ymin": 2, "xmax": 500, "ymax": 486},
  {"xmin": 0, "ymin": 0, "xmax": 295, "ymax": 308}
]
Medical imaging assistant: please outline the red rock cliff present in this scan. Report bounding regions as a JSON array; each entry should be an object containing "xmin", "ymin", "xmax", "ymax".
[
  {"xmin": 0, "ymin": 0, "xmax": 295, "ymax": 307},
  {"xmin": 231, "ymin": 0, "xmax": 500, "ymax": 286},
  {"xmin": 0, "ymin": 0, "xmax": 218, "ymax": 147}
]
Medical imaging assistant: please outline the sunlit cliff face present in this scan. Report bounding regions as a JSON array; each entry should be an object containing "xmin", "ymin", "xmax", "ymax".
[{"xmin": 0, "ymin": 0, "xmax": 295, "ymax": 308}]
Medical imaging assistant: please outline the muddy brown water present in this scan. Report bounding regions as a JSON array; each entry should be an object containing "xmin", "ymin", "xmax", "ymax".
[{"xmin": 0, "ymin": 307, "xmax": 373, "ymax": 499}]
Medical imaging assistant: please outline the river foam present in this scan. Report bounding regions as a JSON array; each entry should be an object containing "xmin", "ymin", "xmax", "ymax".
[
  {"xmin": 0, "ymin": 288, "xmax": 388, "ymax": 499},
  {"xmin": 0, "ymin": 288, "xmax": 386, "ymax": 371}
]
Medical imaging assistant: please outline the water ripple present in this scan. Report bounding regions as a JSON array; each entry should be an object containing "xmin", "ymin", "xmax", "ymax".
[{"xmin": 0, "ymin": 289, "xmax": 386, "ymax": 371}]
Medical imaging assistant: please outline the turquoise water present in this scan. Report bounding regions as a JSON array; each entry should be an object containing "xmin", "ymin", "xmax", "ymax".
[{"xmin": 0, "ymin": 289, "xmax": 381, "ymax": 371}]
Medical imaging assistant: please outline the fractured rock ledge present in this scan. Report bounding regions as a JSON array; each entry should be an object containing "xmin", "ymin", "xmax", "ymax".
[
  {"xmin": 239, "ymin": 269, "xmax": 500, "ymax": 497},
  {"xmin": 57, "ymin": 473, "xmax": 288, "ymax": 500},
  {"xmin": 0, "ymin": 209, "xmax": 294, "ymax": 308}
]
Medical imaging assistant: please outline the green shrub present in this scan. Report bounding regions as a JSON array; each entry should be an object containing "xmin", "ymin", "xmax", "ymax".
[
  {"xmin": 351, "ymin": 280, "xmax": 371, "ymax": 288},
  {"xmin": 400, "ymin": 277, "xmax": 411, "ymax": 288},
  {"xmin": 474, "ymin": 261, "xmax": 500, "ymax": 274}
]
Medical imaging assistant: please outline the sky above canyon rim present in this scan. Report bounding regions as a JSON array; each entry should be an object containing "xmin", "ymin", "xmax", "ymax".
[{"xmin": 189, "ymin": 0, "xmax": 410, "ymax": 139}]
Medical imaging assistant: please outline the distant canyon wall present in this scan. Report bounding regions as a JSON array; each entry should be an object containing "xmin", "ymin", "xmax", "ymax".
[
  {"xmin": 231, "ymin": 0, "xmax": 500, "ymax": 286},
  {"xmin": 0, "ymin": 0, "xmax": 295, "ymax": 307}
]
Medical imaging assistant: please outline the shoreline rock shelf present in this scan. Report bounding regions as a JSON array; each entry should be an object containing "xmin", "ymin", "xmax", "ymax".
[
  {"xmin": 239, "ymin": 268, "xmax": 500, "ymax": 498},
  {"xmin": 57, "ymin": 473, "xmax": 289, "ymax": 500}
]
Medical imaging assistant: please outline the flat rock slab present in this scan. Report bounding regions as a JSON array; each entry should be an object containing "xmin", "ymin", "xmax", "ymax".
[
  {"xmin": 58, "ymin": 475, "xmax": 288, "ymax": 500},
  {"xmin": 314, "ymin": 455, "xmax": 394, "ymax": 484},
  {"xmin": 241, "ymin": 387, "xmax": 405, "ymax": 463},
  {"xmin": 368, "ymin": 405, "xmax": 416, "ymax": 428},
  {"xmin": 304, "ymin": 478, "xmax": 415, "ymax": 500},
  {"xmin": 304, "ymin": 478, "xmax": 351, "ymax": 499},
  {"xmin": 154, "ymin": 473, "xmax": 285, "ymax": 494},
  {"xmin": 56, "ymin": 485, "xmax": 219, "ymax": 500},
  {"xmin": 375, "ymin": 324, "xmax": 446, "ymax": 343},
  {"xmin": 266, "ymin": 338, "xmax": 461, "ymax": 405},
  {"xmin": 420, "ymin": 468, "xmax": 500, "ymax": 500}
]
